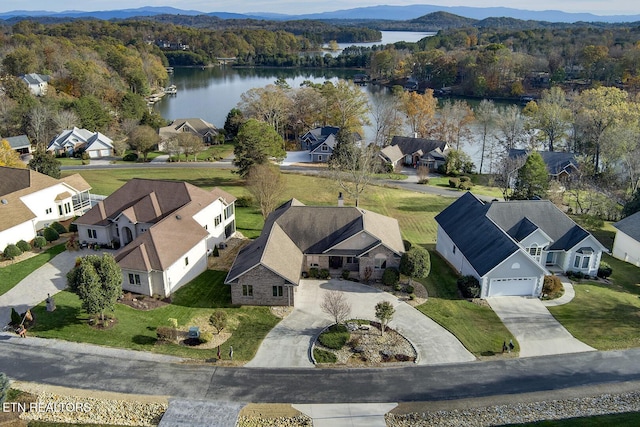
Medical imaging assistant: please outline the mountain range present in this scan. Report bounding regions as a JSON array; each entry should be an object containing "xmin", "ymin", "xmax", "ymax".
[{"xmin": 1, "ymin": 5, "xmax": 639, "ymax": 23}]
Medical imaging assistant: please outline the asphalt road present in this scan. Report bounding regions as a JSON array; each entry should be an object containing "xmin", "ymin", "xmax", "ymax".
[{"xmin": 2, "ymin": 336, "xmax": 640, "ymax": 403}]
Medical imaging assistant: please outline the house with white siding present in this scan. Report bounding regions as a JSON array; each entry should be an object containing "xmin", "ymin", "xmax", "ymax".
[
  {"xmin": 74, "ymin": 179, "xmax": 236, "ymax": 297},
  {"xmin": 0, "ymin": 167, "xmax": 91, "ymax": 250},
  {"xmin": 612, "ymin": 211, "xmax": 640, "ymax": 267},
  {"xmin": 47, "ymin": 128, "xmax": 114, "ymax": 159},
  {"xmin": 435, "ymin": 193, "xmax": 606, "ymax": 298}
]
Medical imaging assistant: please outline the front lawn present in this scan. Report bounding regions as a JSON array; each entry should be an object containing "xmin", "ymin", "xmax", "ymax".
[
  {"xmin": 548, "ymin": 255, "xmax": 640, "ymax": 350},
  {"xmin": 426, "ymin": 175, "xmax": 504, "ymax": 199},
  {"xmin": 0, "ymin": 244, "xmax": 66, "ymax": 297},
  {"xmin": 415, "ymin": 249, "xmax": 519, "ymax": 356},
  {"xmin": 28, "ymin": 270, "xmax": 279, "ymax": 361}
]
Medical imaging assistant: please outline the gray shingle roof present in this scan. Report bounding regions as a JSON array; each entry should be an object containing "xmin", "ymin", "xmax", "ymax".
[
  {"xmin": 508, "ymin": 149, "xmax": 578, "ymax": 176},
  {"xmin": 435, "ymin": 192, "xmax": 520, "ymax": 276},
  {"xmin": 226, "ymin": 199, "xmax": 404, "ymax": 285},
  {"xmin": 4, "ymin": 135, "xmax": 30, "ymax": 150},
  {"xmin": 614, "ymin": 211, "xmax": 640, "ymax": 242},
  {"xmin": 390, "ymin": 136, "xmax": 447, "ymax": 159}
]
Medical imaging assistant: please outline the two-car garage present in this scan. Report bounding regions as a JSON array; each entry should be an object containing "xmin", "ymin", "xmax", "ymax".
[{"xmin": 487, "ymin": 277, "xmax": 538, "ymax": 297}]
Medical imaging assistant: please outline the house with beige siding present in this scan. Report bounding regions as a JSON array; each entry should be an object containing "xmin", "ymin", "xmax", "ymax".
[
  {"xmin": 0, "ymin": 167, "xmax": 91, "ymax": 250},
  {"xmin": 74, "ymin": 179, "xmax": 236, "ymax": 297},
  {"xmin": 225, "ymin": 199, "xmax": 404, "ymax": 306}
]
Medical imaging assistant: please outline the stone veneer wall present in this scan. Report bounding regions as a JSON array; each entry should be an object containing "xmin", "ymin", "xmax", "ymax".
[
  {"xmin": 359, "ymin": 246, "xmax": 401, "ymax": 280},
  {"xmin": 232, "ymin": 265, "xmax": 295, "ymax": 306}
]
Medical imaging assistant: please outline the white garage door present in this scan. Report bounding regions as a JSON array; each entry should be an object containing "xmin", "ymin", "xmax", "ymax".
[{"xmin": 488, "ymin": 277, "xmax": 536, "ymax": 297}]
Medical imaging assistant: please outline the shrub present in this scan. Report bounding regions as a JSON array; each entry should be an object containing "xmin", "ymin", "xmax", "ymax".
[
  {"xmin": 156, "ymin": 326, "xmax": 177, "ymax": 342},
  {"xmin": 458, "ymin": 181, "xmax": 473, "ymax": 191},
  {"xmin": 402, "ymin": 240, "xmax": 412, "ymax": 251},
  {"xmin": 409, "ymin": 293, "xmax": 416, "ymax": 300},
  {"xmin": 209, "ymin": 310, "xmax": 227, "ymax": 334},
  {"xmin": 457, "ymin": 275, "xmax": 481, "ymax": 298},
  {"xmin": 123, "ymin": 152, "xmax": 138, "ymax": 162},
  {"xmin": 318, "ymin": 269, "xmax": 330, "ymax": 279},
  {"xmin": 3, "ymin": 244, "xmax": 22, "ymax": 260},
  {"xmin": 308, "ymin": 267, "xmax": 319, "ymax": 278},
  {"xmin": 16, "ymin": 240, "xmax": 31, "ymax": 252},
  {"xmin": 341, "ymin": 269, "xmax": 351, "ymax": 280},
  {"xmin": 313, "ymin": 348, "xmax": 337, "ymax": 363},
  {"xmin": 68, "ymin": 222, "xmax": 78, "ymax": 233},
  {"xmin": 33, "ymin": 236, "xmax": 47, "ymax": 249},
  {"xmin": 43, "ymin": 227, "xmax": 60, "ymax": 242},
  {"xmin": 459, "ymin": 176, "xmax": 471, "ymax": 183},
  {"xmin": 212, "ymin": 245, "xmax": 219, "ymax": 257},
  {"xmin": 235, "ymin": 196, "xmax": 253, "ymax": 207},
  {"xmin": 406, "ymin": 285, "xmax": 414, "ymax": 294},
  {"xmin": 51, "ymin": 221, "xmax": 67, "ymax": 234},
  {"xmin": 318, "ymin": 324, "xmax": 349, "ymax": 350},
  {"xmin": 81, "ymin": 152, "xmax": 90, "ymax": 161},
  {"xmin": 394, "ymin": 284, "xmax": 402, "ymax": 291},
  {"xmin": 199, "ymin": 331, "xmax": 213, "ymax": 344},
  {"xmin": 417, "ymin": 178, "xmax": 430, "ymax": 184},
  {"xmin": 598, "ymin": 262, "xmax": 613, "ymax": 279},
  {"xmin": 382, "ymin": 267, "xmax": 400, "ymax": 286},
  {"xmin": 542, "ymin": 275, "xmax": 563, "ymax": 296},
  {"xmin": 568, "ymin": 270, "xmax": 584, "ymax": 280},
  {"xmin": 10, "ymin": 308, "xmax": 22, "ymax": 326},
  {"xmin": 448, "ymin": 178, "xmax": 460, "ymax": 188}
]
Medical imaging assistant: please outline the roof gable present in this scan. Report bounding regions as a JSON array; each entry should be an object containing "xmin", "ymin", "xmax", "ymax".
[
  {"xmin": 614, "ymin": 211, "xmax": 640, "ymax": 242},
  {"xmin": 390, "ymin": 136, "xmax": 447, "ymax": 159},
  {"xmin": 435, "ymin": 192, "xmax": 520, "ymax": 276}
]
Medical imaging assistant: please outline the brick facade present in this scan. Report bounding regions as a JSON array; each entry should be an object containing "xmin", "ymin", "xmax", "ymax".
[
  {"xmin": 359, "ymin": 246, "xmax": 401, "ymax": 280},
  {"xmin": 231, "ymin": 265, "xmax": 295, "ymax": 306}
]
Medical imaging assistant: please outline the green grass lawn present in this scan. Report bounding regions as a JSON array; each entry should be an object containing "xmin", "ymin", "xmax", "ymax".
[
  {"xmin": 0, "ymin": 244, "xmax": 66, "ymax": 297},
  {"xmin": 29, "ymin": 270, "xmax": 279, "ymax": 361},
  {"xmin": 426, "ymin": 176, "xmax": 504, "ymax": 199},
  {"xmin": 415, "ymin": 248, "xmax": 519, "ymax": 356},
  {"xmin": 548, "ymin": 254, "xmax": 640, "ymax": 350}
]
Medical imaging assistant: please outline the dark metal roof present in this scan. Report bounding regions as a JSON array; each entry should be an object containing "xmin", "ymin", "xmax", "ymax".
[
  {"xmin": 508, "ymin": 149, "xmax": 578, "ymax": 176},
  {"xmin": 435, "ymin": 192, "xmax": 519, "ymax": 276}
]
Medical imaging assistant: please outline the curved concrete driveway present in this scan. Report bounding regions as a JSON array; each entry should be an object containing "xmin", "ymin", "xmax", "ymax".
[
  {"xmin": 0, "ymin": 249, "xmax": 96, "ymax": 327},
  {"xmin": 488, "ymin": 296, "xmax": 595, "ymax": 358},
  {"xmin": 245, "ymin": 279, "xmax": 475, "ymax": 368}
]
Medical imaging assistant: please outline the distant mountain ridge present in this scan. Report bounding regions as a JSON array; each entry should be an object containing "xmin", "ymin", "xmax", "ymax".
[{"xmin": 0, "ymin": 4, "xmax": 639, "ymax": 23}]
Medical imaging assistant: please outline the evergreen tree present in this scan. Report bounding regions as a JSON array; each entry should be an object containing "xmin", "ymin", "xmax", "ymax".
[
  {"xmin": 28, "ymin": 150, "xmax": 61, "ymax": 179},
  {"xmin": 233, "ymin": 119, "xmax": 285, "ymax": 177},
  {"xmin": 512, "ymin": 152, "xmax": 549, "ymax": 200},
  {"xmin": 223, "ymin": 108, "xmax": 244, "ymax": 141},
  {"xmin": 623, "ymin": 188, "xmax": 640, "ymax": 217},
  {"xmin": 399, "ymin": 247, "xmax": 431, "ymax": 287}
]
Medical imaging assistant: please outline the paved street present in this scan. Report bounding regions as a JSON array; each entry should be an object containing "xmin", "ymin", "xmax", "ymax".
[
  {"xmin": 2, "ymin": 334, "xmax": 640, "ymax": 403},
  {"xmin": 246, "ymin": 279, "xmax": 474, "ymax": 368}
]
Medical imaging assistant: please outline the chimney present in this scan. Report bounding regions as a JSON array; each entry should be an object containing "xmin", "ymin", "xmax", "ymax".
[
  {"xmin": 414, "ymin": 132, "xmax": 418, "ymax": 138},
  {"xmin": 338, "ymin": 192, "xmax": 344, "ymax": 207}
]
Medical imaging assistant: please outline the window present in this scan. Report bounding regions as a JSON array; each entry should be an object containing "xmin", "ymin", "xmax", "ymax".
[
  {"xmin": 321, "ymin": 145, "xmax": 328, "ymax": 151},
  {"xmin": 224, "ymin": 204, "xmax": 234, "ymax": 220},
  {"xmin": 64, "ymin": 202, "xmax": 71, "ymax": 214},
  {"xmin": 374, "ymin": 254, "xmax": 387, "ymax": 270},
  {"xmin": 87, "ymin": 229, "xmax": 97, "ymax": 239},
  {"xmin": 345, "ymin": 257, "xmax": 356, "ymax": 264},
  {"xmin": 215, "ymin": 214, "xmax": 222, "ymax": 227},
  {"xmin": 317, "ymin": 155, "xmax": 323, "ymax": 161},
  {"xmin": 242, "ymin": 284, "xmax": 253, "ymax": 297},
  {"xmin": 204, "ymin": 225, "xmax": 208, "ymax": 230},
  {"xmin": 273, "ymin": 285, "xmax": 283, "ymax": 297},
  {"xmin": 45, "ymin": 207, "xmax": 52, "ymax": 214},
  {"xmin": 582, "ymin": 255, "xmax": 590, "ymax": 269},
  {"xmin": 528, "ymin": 247, "xmax": 542, "ymax": 257},
  {"xmin": 184, "ymin": 257, "xmax": 189, "ymax": 266},
  {"xmin": 58, "ymin": 205, "xmax": 63, "ymax": 215},
  {"xmin": 308, "ymin": 255, "xmax": 319, "ymax": 267},
  {"xmin": 128, "ymin": 273, "xmax": 141, "ymax": 286},
  {"xmin": 573, "ymin": 254, "xmax": 591, "ymax": 269},
  {"xmin": 453, "ymin": 245, "xmax": 456, "ymax": 254}
]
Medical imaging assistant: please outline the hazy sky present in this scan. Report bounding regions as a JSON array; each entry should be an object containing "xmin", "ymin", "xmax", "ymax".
[{"xmin": 0, "ymin": 1, "xmax": 637, "ymax": 16}]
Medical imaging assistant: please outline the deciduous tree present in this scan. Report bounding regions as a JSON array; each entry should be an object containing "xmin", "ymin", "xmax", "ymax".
[
  {"xmin": 328, "ymin": 134, "xmax": 378, "ymax": 208},
  {"xmin": 400, "ymin": 90, "xmax": 437, "ymax": 138},
  {"xmin": 176, "ymin": 133, "xmax": 205, "ymax": 162},
  {"xmin": 321, "ymin": 291, "xmax": 352, "ymax": 326},
  {"xmin": 28, "ymin": 149, "xmax": 61, "ymax": 178},
  {"xmin": 474, "ymin": 99, "xmax": 498, "ymax": 174},
  {"xmin": 246, "ymin": 164, "xmax": 286, "ymax": 219},
  {"xmin": 128, "ymin": 125, "xmax": 159, "ymax": 162},
  {"xmin": 523, "ymin": 86, "xmax": 570, "ymax": 152},
  {"xmin": 0, "ymin": 140, "xmax": 24, "ymax": 168}
]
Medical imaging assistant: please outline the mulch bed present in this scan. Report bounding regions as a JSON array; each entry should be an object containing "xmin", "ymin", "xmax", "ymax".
[{"xmin": 118, "ymin": 292, "xmax": 170, "ymax": 310}]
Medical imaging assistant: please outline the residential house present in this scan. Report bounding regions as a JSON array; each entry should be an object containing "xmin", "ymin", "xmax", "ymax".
[
  {"xmin": 508, "ymin": 149, "xmax": 579, "ymax": 180},
  {"xmin": 225, "ymin": 198, "xmax": 404, "ymax": 306},
  {"xmin": 159, "ymin": 118, "xmax": 219, "ymax": 149},
  {"xmin": 300, "ymin": 126, "xmax": 340, "ymax": 163},
  {"xmin": 435, "ymin": 192, "xmax": 606, "ymax": 298},
  {"xmin": 74, "ymin": 179, "xmax": 236, "ymax": 297},
  {"xmin": 612, "ymin": 211, "xmax": 640, "ymax": 267},
  {"xmin": 20, "ymin": 73, "xmax": 50, "ymax": 96},
  {"xmin": 379, "ymin": 136, "xmax": 449, "ymax": 171},
  {"xmin": 4, "ymin": 135, "xmax": 32, "ymax": 157},
  {"xmin": 47, "ymin": 128, "xmax": 114, "ymax": 159},
  {"xmin": 0, "ymin": 167, "xmax": 91, "ymax": 250}
]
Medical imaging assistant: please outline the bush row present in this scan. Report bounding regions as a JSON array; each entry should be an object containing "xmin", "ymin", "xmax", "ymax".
[
  {"xmin": 457, "ymin": 275, "xmax": 480, "ymax": 298},
  {"xmin": 448, "ymin": 176, "xmax": 474, "ymax": 191}
]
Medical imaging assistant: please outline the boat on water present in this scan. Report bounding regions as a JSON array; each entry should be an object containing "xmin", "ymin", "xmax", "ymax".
[{"xmin": 165, "ymin": 85, "xmax": 177, "ymax": 95}]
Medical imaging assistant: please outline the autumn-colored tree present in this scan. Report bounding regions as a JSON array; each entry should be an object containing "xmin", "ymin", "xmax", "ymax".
[
  {"xmin": 400, "ymin": 90, "xmax": 437, "ymax": 138},
  {"xmin": 474, "ymin": 99, "xmax": 498, "ymax": 174},
  {"xmin": 128, "ymin": 125, "xmax": 160, "ymax": 162},
  {"xmin": 432, "ymin": 99, "xmax": 474, "ymax": 150},
  {"xmin": 176, "ymin": 133, "xmax": 205, "ymax": 162},
  {"xmin": 0, "ymin": 140, "xmax": 25, "ymax": 168},
  {"xmin": 523, "ymin": 87, "xmax": 571, "ymax": 152}
]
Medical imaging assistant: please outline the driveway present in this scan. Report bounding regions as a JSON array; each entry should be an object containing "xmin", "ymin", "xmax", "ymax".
[
  {"xmin": 0, "ymin": 249, "xmax": 95, "ymax": 327},
  {"xmin": 245, "ymin": 279, "xmax": 475, "ymax": 368},
  {"xmin": 488, "ymin": 296, "xmax": 595, "ymax": 358}
]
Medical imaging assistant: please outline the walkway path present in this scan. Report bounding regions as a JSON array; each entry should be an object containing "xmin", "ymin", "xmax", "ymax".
[
  {"xmin": 245, "ymin": 279, "xmax": 475, "ymax": 368},
  {"xmin": 293, "ymin": 403, "xmax": 397, "ymax": 427}
]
